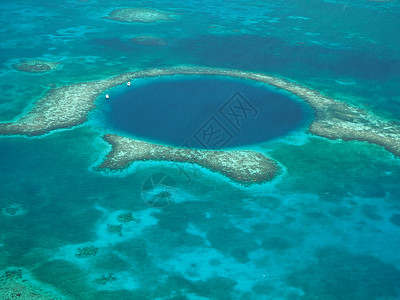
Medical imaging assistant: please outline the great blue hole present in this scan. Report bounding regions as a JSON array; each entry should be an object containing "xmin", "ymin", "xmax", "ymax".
[{"xmin": 99, "ymin": 76, "xmax": 312, "ymax": 149}]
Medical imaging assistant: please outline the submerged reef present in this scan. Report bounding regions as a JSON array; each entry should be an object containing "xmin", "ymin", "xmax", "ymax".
[
  {"xmin": 0, "ymin": 269, "xmax": 61, "ymax": 300},
  {"xmin": 2, "ymin": 204, "xmax": 25, "ymax": 216},
  {"xmin": 130, "ymin": 35, "xmax": 168, "ymax": 47},
  {"xmin": 94, "ymin": 273, "xmax": 116, "ymax": 285},
  {"xmin": 0, "ymin": 66, "xmax": 399, "ymax": 184},
  {"xmin": 117, "ymin": 212, "xmax": 136, "ymax": 224},
  {"xmin": 13, "ymin": 59, "xmax": 60, "ymax": 73},
  {"xmin": 97, "ymin": 134, "xmax": 279, "ymax": 184},
  {"xmin": 75, "ymin": 246, "xmax": 98, "ymax": 258},
  {"xmin": 107, "ymin": 224, "xmax": 122, "ymax": 235},
  {"xmin": 104, "ymin": 8, "xmax": 174, "ymax": 23}
]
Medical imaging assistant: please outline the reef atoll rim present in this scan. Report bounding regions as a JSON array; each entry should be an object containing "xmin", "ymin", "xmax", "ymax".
[
  {"xmin": 98, "ymin": 134, "xmax": 279, "ymax": 184},
  {"xmin": 12, "ymin": 59, "xmax": 60, "ymax": 73},
  {"xmin": 0, "ymin": 65, "xmax": 399, "ymax": 184},
  {"xmin": 104, "ymin": 8, "xmax": 175, "ymax": 23}
]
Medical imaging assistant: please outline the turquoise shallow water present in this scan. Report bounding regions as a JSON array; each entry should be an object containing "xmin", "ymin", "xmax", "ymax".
[{"xmin": 1, "ymin": 0, "xmax": 400, "ymax": 299}]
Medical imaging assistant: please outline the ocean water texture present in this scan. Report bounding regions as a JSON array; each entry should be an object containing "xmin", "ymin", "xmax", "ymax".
[{"xmin": 1, "ymin": 0, "xmax": 400, "ymax": 299}]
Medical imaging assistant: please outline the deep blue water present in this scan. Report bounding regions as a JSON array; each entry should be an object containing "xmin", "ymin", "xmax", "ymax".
[
  {"xmin": 103, "ymin": 77, "xmax": 311, "ymax": 149},
  {"xmin": 171, "ymin": 34, "xmax": 400, "ymax": 82}
]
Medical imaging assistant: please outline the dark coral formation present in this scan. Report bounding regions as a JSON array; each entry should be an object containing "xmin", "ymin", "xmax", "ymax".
[
  {"xmin": 117, "ymin": 212, "xmax": 136, "ymax": 224},
  {"xmin": 94, "ymin": 273, "xmax": 117, "ymax": 285},
  {"xmin": 13, "ymin": 59, "xmax": 60, "ymax": 73},
  {"xmin": 75, "ymin": 246, "xmax": 98, "ymax": 258},
  {"xmin": 2, "ymin": 205, "xmax": 25, "ymax": 216},
  {"xmin": 130, "ymin": 35, "xmax": 168, "ymax": 47},
  {"xmin": 107, "ymin": 224, "xmax": 122, "ymax": 235},
  {"xmin": 0, "ymin": 269, "xmax": 61, "ymax": 299}
]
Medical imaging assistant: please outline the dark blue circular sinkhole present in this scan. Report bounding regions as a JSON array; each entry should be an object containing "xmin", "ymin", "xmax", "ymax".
[{"xmin": 101, "ymin": 76, "xmax": 312, "ymax": 149}]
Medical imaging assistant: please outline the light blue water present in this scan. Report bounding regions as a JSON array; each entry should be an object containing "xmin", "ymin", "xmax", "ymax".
[{"xmin": 1, "ymin": 0, "xmax": 400, "ymax": 299}]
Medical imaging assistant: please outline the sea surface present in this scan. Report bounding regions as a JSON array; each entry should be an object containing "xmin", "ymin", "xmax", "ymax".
[{"xmin": 1, "ymin": 0, "xmax": 400, "ymax": 299}]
